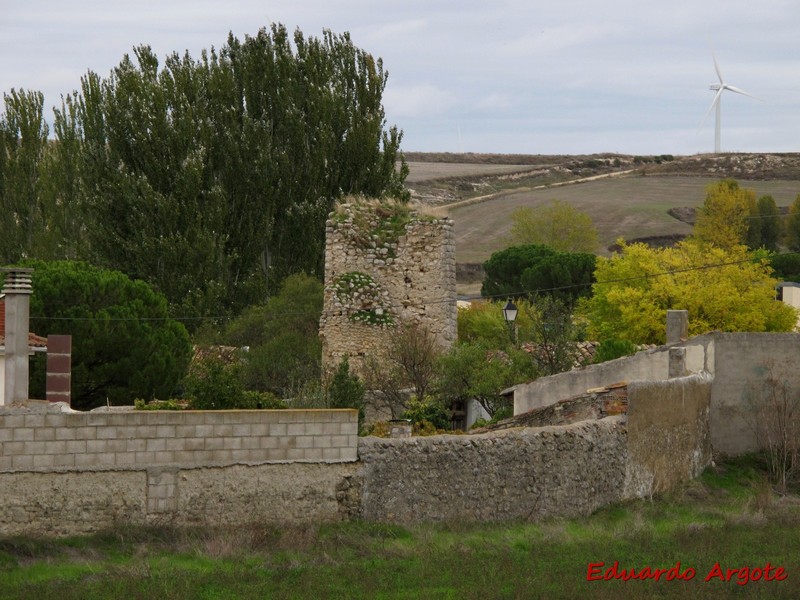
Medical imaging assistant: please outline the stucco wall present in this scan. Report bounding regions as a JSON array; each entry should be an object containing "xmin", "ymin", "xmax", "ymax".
[
  {"xmin": 624, "ymin": 374, "xmax": 713, "ymax": 498},
  {"xmin": 709, "ymin": 333, "xmax": 800, "ymax": 455},
  {"xmin": 512, "ymin": 335, "xmax": 715, "ymax": 416}
]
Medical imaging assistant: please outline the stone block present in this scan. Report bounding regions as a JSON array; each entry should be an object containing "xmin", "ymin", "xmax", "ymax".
[
  {"xmin": 12, "ymin": 428, "xmax": 34, "ymax": 442},
  {"xmin": 146, "ymin": 438, "xmax": 166, "ymax": 452}
]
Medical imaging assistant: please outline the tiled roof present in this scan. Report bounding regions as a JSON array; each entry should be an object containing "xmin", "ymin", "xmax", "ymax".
[{"xmin": 0, "ymin": 299, "xmax": 47, "ymax": 349}]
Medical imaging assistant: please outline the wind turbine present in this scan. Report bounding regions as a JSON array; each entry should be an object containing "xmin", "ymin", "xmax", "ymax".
[{"xmin": 704, "ymin": 53, "xmax": 761, "ymax": 153}]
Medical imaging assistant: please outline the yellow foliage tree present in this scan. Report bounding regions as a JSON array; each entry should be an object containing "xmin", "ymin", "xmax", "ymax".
[
  {"xmin": 505, "ymin": 200, "xmax": 599, "ymax": 253},
  {"xmin": 693, "ymin": 179, "xmax": 757, "ymax": 250},
  {"xmin": 579, "ymin": 238, "xmax": 797, "ymax": 344}
]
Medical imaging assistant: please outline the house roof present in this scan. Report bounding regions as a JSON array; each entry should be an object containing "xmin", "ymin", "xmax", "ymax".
[{"xmin": 0, "ymin": 299, "xmax": 47, "ymax": 350}]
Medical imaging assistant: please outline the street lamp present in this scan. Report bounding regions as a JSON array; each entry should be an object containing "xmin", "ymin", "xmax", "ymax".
[{"xmin": 502, "ymin": 299, "xmax": 518, "ymax": 344}]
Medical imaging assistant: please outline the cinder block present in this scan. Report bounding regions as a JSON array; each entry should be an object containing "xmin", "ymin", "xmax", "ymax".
[
  {"xmin": 136, "ymin": 426, "xmax": 157, "ymax": 439},
  {"xmin": 322, "ymin": 422, "xmax": 341, "ymax": 434},
  {"xmin": 33, "ymin": 427, "xmax": 55, "ymax": 441},
  {"xmin": 296, "ymin": 436, "xmax": 314, "ymax": 449},
  {"xmin": 86, "ymin": 440, "xmax": 107, "ymax": 453},
  {"xmin": 175, "ymin": 425, "xmax": 196, "ymax": 438},
  {"xmin": 340, "ymin": 446, "xmax": 358, "ymax": 461},
  {"xmin": 54, "ymin": 427, "xmax": 76, "ymax": 441},
  {"xmin": 96, "ymin": 427, "xmax": 119, "ymax": 440},
  {"xmin": 304, "ymin": 422, "xmax": 323, "ymax": 435},
  {"xmin": 126, "ymin": 439, "xmax": 146, "ymax": 452},
  {"xmin": 195, "ymin": 425, "xmax": 214, "ymax": 437},
  {"xmin": 53, "ymin": 454, "xmax": 75, "ymax": 467},
  {"xmin": 213, "ymin": 425, "xmax": 233, "ymax": 437},
  {"xmin": 32, "ymin": 454, "xmax": 55, "ymax": 468},
  {"xmin": 23, "ymin": 415, "xmax": 45, "ymax": 428},
  {"xmin": 156, "ymin": 426, "xmax": 176, "ymax": 438},
  {"xmin": 0, "ymin": 428, "xmax": 13, "ymax": 442},
  {"xmin": 230, "ymin": 449, "xmax": 250, "ymax": 462},
  {"xmin": 312, "ymin": 436, "xmax": 332, "ymax": 449},
  {"xmin": 222, "ymin": 437, "xmax": 242, "ymax": 450},
  {"xmin": 65, "ymin": 440, "xmax": 87, "ymax": 454},
  {"xmin": 2, "ymin": 441, "xmax": 24, "ymax": 454},
  {"xmin": 44, "ymin": 415, "xmax": 67, "ymax": 428},
  {"xmin": 322, "ymin": 448, "xmax": 342, "ymax": 461},
  {"xmin": 173, "ymin": 450, "xmax": 201, "ymax": 463},
  {"xmin": 330, "ymin": 435, "xmax": 350, "ymax": 448},
  {"xmin": 259, "ymin": 437, "xmax": 279, "ymax": 449},
  {"xmin": 3, "ymin": 415, "xmax": 24, "ymax": 428},
  {"xmin": 166, "ymin": 438, "xmax": 187, "ymax": 451},
  {"xmin": 146, "ymin": 438, "xmax": 166, "ymax": 452},
  {"xmin": 183, "ymin": 438, "xmax": 204, "ymax": 451},
  {"xmin": 204, "ymin": 437, "xmax": 223, "ymax": 450},
  {"xmin": 114, "ymin": 453, "xmax": 136, "ymax": 466},
  {"xmin": 115, "ymin": 426, "xmax": 137, "ymax": 439},
  {"xmin": 269, "ymin": 424, "xmax": 287, "ymax": 437},
  {"xmin": 22, "ymin": 442, "xmax": 45, "ymax": 455},
  {"xmin": 135, "ymin": 451, "xmax": 154, "ymax": 464},
  {"xmin": 42, "ymin": 441, "xmax": 66, "ymax": 455},
  {"xmin": 12, "ymin": 428, "xmax": 34, "ymax": 442},
  {"xmin": 267, "ymin": 448, "xmax": 287, "ymax": 461},
  {"xmin": 105, "ymin": 439, "xmax": 128, "ymax": 453},
  {"xmin": 210, "ymin": 450, "xmax": 232, "ymax": 462},
  {"xmin": 341, "ymin": 422, "xmax": 358, "ymax": 436},
  {"xmin": 250, "ymin": 424, "xmax": 269, "ymax": 436},
  {"xmin": 232, "ymin": 424, "xmax": 251, "ymax": 437},
  {"xmin": 287, "ymin": 423, "xmax": 304, "ymax": 436},
  {"xmin": 12, "ymin": 455, "xmax": 34, "ymax": 469},
  {"xmin": 74, "ymin": 454, "xmax": 97, "ymax": 468},
  {"xmin": 286, "ymin": 448, "xmax": 305, "ymax": 460},
  {"xmin": 94, "ymin": 453, "xmax": 115, "ymax": 466},
  {"xmin": 154, "ymin": 451, "xmax": 175, "ymax": 464},
  {"xmin": 240, "ymin": 437, "xmax": 260, "ymax": 450},
  {"xmin": 304, "ymin": 448, "xmax": 323, "ymax": 461},
  {"xmin": 86, "ymin": 414, "xmax": 110, "ymax": 427},
  {"xmin": 75, "ymin": 426, "xmax": 97, "ymax": 440}
]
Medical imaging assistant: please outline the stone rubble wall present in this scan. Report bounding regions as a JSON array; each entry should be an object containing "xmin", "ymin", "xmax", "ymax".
[{"xmin": 320, "ymin": 202, "xmax": 457, "ymax": 377}]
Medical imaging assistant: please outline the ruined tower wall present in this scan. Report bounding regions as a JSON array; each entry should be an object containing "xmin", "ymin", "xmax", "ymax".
[{"xmin": 320, "ymin": 202, "xmax": 457, "ymax": 377}]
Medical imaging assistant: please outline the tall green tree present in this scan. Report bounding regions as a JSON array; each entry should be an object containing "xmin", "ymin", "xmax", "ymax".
[
  {"xmin": 756, "ymin": 195, "xmax": 781, "ymax": 252},
  {"xmin": 481, "ymin": 244, "xmax": 595, "ymax": 303},
  {"xmin": 46, "ymin": 24, "xmax": 407, "ymax": 323},
  {"xmin": 787, "ymin": 194, "xmax": 800, "ymax": 252},
  {"xmin": 25, "ymin": 260, "xmax": 191, "ymax": 410},
  {"xmin": 505, "ymin": 201, "xmax": 599, "ymax": 253},
  {"xmin": 0, "ymin": 89, "xmax": 51, "ymax": 263},
  {"xmin": 693, "ymin": 179, "xmax": 757, "ymax": 250}
]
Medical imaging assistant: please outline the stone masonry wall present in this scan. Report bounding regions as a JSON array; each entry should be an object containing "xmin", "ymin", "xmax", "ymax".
[
  {"xmin": 355, "ymin": 418, "xmax": 628, "ymax": 523},
  {"xmin": 320, "ymin": 202, "xmax": 457, "ymax": 377}
]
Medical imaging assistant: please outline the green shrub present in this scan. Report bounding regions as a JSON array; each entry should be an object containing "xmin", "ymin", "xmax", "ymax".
[
  {"xmin": 402, "ymin": 396, "xmax": 451, "ymax": 430},
  {"xmin": 328, "ymin": 356, "xmax": 366, "ymax": 427},
  {"xmin": 185, "ymin": 357, "xmax": 245, "ymax": 410},
  {"xmin": 593, "ymin": 338, "xmax": 637, "ymax": 364}
]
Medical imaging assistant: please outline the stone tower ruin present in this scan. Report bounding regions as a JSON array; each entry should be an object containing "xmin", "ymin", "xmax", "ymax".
[{"xmin": 320, "ymin": 200, "xmax": 457, "ymax": 377}]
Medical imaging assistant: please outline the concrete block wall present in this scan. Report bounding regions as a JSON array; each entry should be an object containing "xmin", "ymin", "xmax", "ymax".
[{"xmin": 0, "ymin": 408, "xmax": 358, "ymax": 471}]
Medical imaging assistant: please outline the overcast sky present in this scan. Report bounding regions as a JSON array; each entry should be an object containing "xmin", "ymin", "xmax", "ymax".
[{"xmin": 2, "ymin": 0, "xmax": 798, "ymax": 155}]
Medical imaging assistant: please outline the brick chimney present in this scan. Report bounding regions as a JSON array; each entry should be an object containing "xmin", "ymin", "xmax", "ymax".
[{"xmin": 2, "ymin": 268, "xmax": 33, "ymax": 405}]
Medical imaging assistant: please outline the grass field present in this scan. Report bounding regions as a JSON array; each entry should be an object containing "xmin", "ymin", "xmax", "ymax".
[
  {"xmin": 446, "ymin": 175, "xmax": 800, "ymax": 264},
  {"xmin": 1, "ymin": 455, "xmax": 798, "ymax": 599}
]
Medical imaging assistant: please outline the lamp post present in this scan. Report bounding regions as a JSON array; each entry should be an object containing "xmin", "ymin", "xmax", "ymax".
[{"xmin": 502, "ymin": 299, "xmax": 518, "ymax": 345}]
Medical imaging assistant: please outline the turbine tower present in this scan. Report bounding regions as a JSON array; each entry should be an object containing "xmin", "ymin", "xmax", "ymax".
[{"xmin": 705, "ymin": 53, "xmax": 761, "ymax": 153}]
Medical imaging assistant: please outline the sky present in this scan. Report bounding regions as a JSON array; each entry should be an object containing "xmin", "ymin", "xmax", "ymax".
[{"xmin": 2, "ymin": 0, "xmax": 799, "ymax": 156}]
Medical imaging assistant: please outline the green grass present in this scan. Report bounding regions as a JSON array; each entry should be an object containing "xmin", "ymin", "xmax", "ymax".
[{"xmin": 1, "ymin": 455, "xmax": 799, "ymax": 599}]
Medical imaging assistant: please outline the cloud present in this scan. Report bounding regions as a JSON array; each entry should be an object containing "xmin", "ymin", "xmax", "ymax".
[{"xmin": 383, "ymin": 84, "xmax": 456, "ymax": 119}]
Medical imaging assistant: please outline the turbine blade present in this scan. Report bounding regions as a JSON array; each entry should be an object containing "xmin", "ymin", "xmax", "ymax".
[
  {"xmin": 712, "ymin": 51, "xmax": 724, "ymax": 84},
  {"xmin": 725, "ymin": 85, "xmax": 764, "ymax": 102}
]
